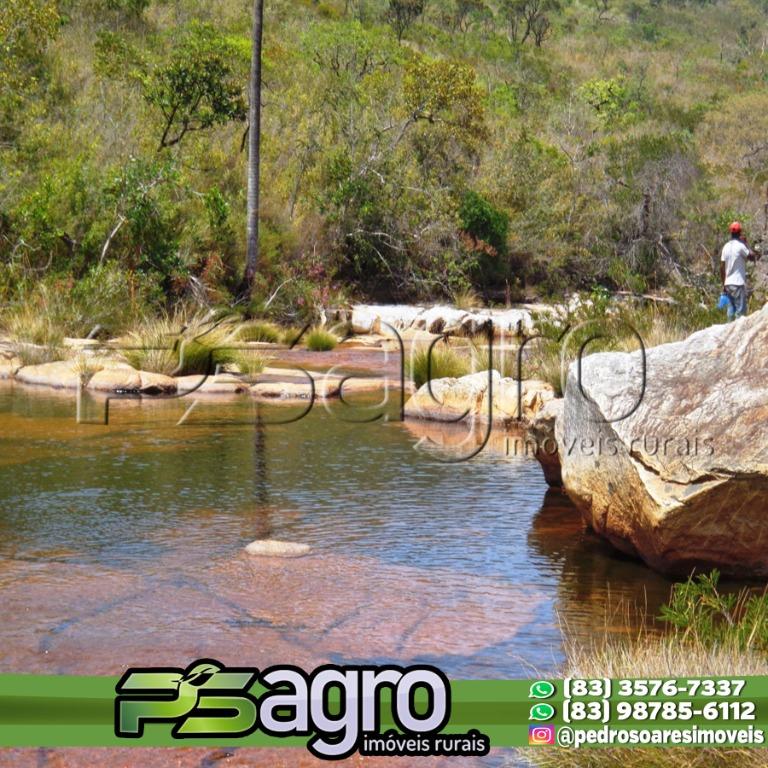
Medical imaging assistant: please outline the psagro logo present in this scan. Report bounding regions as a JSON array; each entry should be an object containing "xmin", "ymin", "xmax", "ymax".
[{"xmin": 115, "ymin": 659, "xmax": 487, "ymax": 759}]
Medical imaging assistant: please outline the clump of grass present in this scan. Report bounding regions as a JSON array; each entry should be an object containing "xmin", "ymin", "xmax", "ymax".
[
  {"xmin": 405, "ymin": 344, "xmax": 470, "ymax": 389},
  {"xmin": 1, "ymin": 264, "xmax": 152, "ymax": 345},
  {"xmin": 228, "ymin": 350, "xmax": 267, "ymax": 378},
  {"xmin": 467, "ymin": 340, "xmax": 520, "ymax": 380},
  {"xmin": 515, "ymin": 337, "xmax": 565, "ymax": 396},
  {"xmin": 237, "ymin": 320, "xmax": 281, "ymax": 344},
  {"xmin": 121, "ymin": 313, "xmax": 241, "ymax": 376},
  {"xmin": 525, "ymin": 572, "xmax": 768, "ymax": 768},
  {"xmin": 452, "ymin": 286, "xmax": 482, "ymax": 310},
  {"xmin": 71, "ymin": 353, "xmax": 104, "ymax": 385},
  {"xmin": 12, "ymin": 342, "xmax": 65, "ymax": 367},
  {"xmin": 660, "ymin": 570, "xmax": 768, "ymax": 651},
  {"xmin": 4, "ymin": 299, "xmax": 65, "ymax": 348},
  {"xmin": 281, "ymin": 325, "xmax": 306, "ymax": 346},
  {"xmin": 305, "ymin": 327, "xmax": 338, "ymax": 352}
]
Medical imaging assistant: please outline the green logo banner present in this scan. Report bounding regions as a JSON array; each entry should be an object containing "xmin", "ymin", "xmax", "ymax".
[{"xmin": 2, "ymin": 664, "xmax": 768, "ymax": 756}]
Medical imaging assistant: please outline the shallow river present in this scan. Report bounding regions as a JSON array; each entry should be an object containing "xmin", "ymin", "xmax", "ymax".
[{"xmin": 0, "ymin": 381, "xmax": 677, "ymax": 684}]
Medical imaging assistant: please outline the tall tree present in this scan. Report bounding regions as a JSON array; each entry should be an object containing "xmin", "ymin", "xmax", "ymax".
[{"xmin": 241, "ymin": 0, "xmax": 264, "ymax": 304}]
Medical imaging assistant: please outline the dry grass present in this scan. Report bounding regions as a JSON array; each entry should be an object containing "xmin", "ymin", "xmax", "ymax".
[
  {"xmin": 120, "ymin": 312, "xmax": 244, "ymax": 376},
  {"xmin": 70, "ymin": 353, "xmax": 104, "ymax": 385},
  {"xmin": 4, "ymin": 296, "xmax": 65, "ymax": 348},
  {"xmin": 12, "ymin": 342, "xmax": 65, "ymax": 367},
  {"xmin": 520, "ymin": 579, "xmax": 768, "ymax": 768},
  {"xmin": 524, "ymin": 634, "xmax": 768, "ymax": 768},
  {"xmin": 452, "ymin": 287, "xmax": 482, "ymax": 310}
]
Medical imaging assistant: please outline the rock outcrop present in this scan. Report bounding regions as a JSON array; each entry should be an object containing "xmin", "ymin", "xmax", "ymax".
[
  {"xmin": 526, "ymin": 398, "xmax": 564, "ymax": 487},
  {"xmin": 87, "ymin": 366, "xmax": 143, "ymax": 392},
  {"xmin": 251, "ymin": 373, "xmax": 392, "ymax": 401},
  {"xmin": 350, "ymin": 304, "xmax": 538, "ymax": 337},
  {"xmin": 404, "ymin": 370, "xmax": 556, "ymax": 425},
  {"xmin": 177, "ymin": 374, "xmax": 250, "ymax": 395},
  {"xmin": 558, "ymin": 306, "xmax": 768, "ymax": 576},
  {"xmin": 16, "ymin": 360, "xmax": 84, "ymax": 389},
  {"xmin": 15, "ymin": 359, "xmax": 178, "ymax": 394}
]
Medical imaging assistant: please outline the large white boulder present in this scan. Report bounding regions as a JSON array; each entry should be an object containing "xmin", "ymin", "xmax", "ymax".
[{"xmin": 558, "ymin": 305, "xmax": 768, "ymax": 576}]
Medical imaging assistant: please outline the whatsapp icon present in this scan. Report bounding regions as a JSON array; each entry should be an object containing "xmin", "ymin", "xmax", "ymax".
[
  {"xmin": 529, "ymin": 680, "xmax": 556, "ymax": 699},
  {"xmin": 529, "ymin": 703, "xmax": 556, "ymax": 721}
]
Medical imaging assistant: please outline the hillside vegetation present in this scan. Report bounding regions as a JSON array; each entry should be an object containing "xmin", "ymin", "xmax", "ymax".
[{"xmin": 2, "ymin": 0, "xmax": 767, "ymax": 334}]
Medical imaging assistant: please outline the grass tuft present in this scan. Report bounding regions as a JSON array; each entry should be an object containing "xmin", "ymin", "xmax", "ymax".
[
  {"xmin": 452, "ymin": 287, "xmax": 482, "ymax": 311},
  {"xmin": 405, "ymin": 344, "xmax": 470, "ymax": 389},
  {"xmin": 280, "ymin": 326, "xmax": 307, "ymax": 347},
  {"xmin": 305, "ymin": 327, "xmax": 338, "ymax": 352},
  {"xmin": 12, "ymin": 342, "xmax": 65, "ymax": 367},
  {"xmin": 4, "ymin": 298, "xmax": 65, "ymax": 348},
  {"xmin": 121, "ymin": 312, "xmax": 242, "ymax": 376},
  {"xmin": 237, "ymin": 320, "xmax": 282, "ymax": 344}
]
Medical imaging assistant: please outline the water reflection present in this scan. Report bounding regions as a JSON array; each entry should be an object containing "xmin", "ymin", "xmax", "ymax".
[
  {"xmin": 528, "ymin": 489, "xmax": 674, "ymax": 641},
  {"xmin": 0, "ymin": 383, "xmax": 688, "ymax": 680}
]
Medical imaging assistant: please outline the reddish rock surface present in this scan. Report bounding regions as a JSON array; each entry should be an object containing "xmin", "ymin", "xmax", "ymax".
[{"xmin": 0, "ymin": 550, "xmax": 528, "ymax": 766}]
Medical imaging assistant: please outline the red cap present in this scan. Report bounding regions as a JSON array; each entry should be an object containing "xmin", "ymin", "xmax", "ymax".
[{"xmin": 729, "ymin": 221, "xmax": 743, "ymax": 234}]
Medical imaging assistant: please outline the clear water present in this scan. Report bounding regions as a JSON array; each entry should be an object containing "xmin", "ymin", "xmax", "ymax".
[{"xmin": 0, "ymin": 382, "xmax": 675, "ymax": 680}]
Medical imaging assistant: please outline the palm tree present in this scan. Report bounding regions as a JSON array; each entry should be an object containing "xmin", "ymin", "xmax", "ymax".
[{"xmin": 240, "ymin": 0, "xmax": 264, "ymax": 304}]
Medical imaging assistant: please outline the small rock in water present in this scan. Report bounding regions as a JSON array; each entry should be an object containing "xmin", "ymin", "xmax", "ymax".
[{"xmin": 244, "ymin": 539, "xmax": 310, "ymax": 558}]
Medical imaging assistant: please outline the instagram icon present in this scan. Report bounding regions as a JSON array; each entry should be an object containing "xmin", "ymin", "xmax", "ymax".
[{"xmin": 529, "ymin": 725, "xmax": 556, "ymax": 746}]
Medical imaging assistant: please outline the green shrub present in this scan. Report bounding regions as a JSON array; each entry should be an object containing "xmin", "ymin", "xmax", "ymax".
[
  {"xmin": 459, "ymin": 190, "xmax": 509, "ymax": 255},
  {"xmin": 305, "ymin": 327, "xmax": 338, "ymax": 351},
  {"xmin": 103, "ymin": 0, "xmax": 151, "ymax": 18},
  {"xmin": 229, "ymin": 349, "xmax": 266, "ymax": 378},
  {"xmin": 660, "ymin": 570, "xmax": 768, "ymax": 652}
]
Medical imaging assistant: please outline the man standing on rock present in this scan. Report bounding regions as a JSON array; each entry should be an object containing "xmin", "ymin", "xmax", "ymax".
[{"xmin": 721, "ymin": 221, "xmax": 760, "ymax": 320}]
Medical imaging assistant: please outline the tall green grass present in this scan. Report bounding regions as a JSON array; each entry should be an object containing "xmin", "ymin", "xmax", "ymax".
[{"xmin": 305, "ymin": 327, "xmax": 338, "ymax": 351}]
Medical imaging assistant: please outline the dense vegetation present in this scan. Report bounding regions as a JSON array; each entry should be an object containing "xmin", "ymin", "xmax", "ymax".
[{"xmin": 2, "ymin": 0, "xmax": 767, "ymax": 335}]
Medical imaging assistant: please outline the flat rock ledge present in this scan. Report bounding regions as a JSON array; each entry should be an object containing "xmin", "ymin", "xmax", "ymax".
[
  {"xmin": 404, "ymin": 370, "xmax": 556, "ymax": 425},
  {"xmin": 244, "ymin": 539, "xmax": 311, "ymax": 558},
  {"xmin": 3, "ymin": 356, "xmax": 397, "ymax": 400},
  {"xmin": 14, "ymin": 360, "xmax": 178, "ymax": 394}
]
